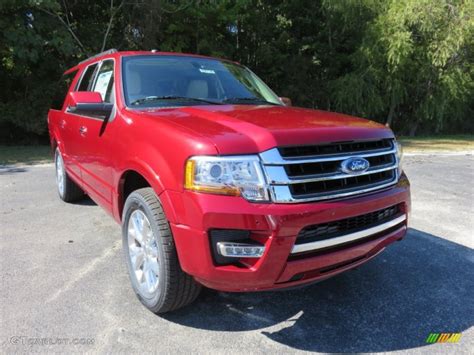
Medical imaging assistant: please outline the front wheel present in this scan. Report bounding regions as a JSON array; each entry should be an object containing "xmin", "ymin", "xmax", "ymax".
[{"xmin": 122, "ymin": 188, "xmax": 201, "ymax": 314}]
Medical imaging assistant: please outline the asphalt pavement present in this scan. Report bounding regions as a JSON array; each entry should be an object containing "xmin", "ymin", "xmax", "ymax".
[{"xmin": 1, "ymin": 155, "xmax": 473, "ymax": 353}]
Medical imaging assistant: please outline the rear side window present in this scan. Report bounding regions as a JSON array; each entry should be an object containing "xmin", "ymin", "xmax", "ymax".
[
  {"xmin": 92, "ymin": 60, "xmax": 114, "ymax": 103},
  {"xmin": 77, "ymin": 63, "xmax": 98, "ymax": 91},
  {"xmin": 50, "ymin": 70, "xmax": 77, "ymax": 110}
]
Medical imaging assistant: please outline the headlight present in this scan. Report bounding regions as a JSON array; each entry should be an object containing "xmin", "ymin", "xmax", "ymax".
[
  {"xmin": 395, "ymin": 141, "xmax": 403, "ymax": 173},
  {"xmin": 185, "ymin": 155, "xmax": 269, "ymax": 201}
]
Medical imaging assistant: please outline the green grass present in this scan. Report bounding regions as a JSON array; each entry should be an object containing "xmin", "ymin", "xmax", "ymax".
[
  {"xmin": 0, "ymin": 145, "xmax": 52, "ymax": 165},
  {"xmin": 398, "ymin": 135, "xmax": 474, "ymax": 152},
  {"xmin": 0, "ymin": 135, "xmax": 472, "ymax": 165}
]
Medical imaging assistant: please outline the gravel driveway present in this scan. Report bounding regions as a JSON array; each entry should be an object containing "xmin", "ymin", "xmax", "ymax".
[{"xmin": 1, "ymin": 155, "xmax": 473, "ymax": 353}]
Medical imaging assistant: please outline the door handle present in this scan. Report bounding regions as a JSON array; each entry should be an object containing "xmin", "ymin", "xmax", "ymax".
[
  {"xmin": 60, "ymin": 120, "xmax": 66, "ymax": 129},
  {"xmin": 79, "ymin": 126, "xmax": 88, "ymax": 135}
]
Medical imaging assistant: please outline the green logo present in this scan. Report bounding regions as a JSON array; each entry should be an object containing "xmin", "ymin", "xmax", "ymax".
[{"xmin": 426, "ymin": 333, "xmax": 462, "ymax": 343}]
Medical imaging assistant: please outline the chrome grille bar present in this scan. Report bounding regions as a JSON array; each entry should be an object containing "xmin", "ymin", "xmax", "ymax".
[
  {"xmin": 269, "ymin": 175, "xmax": 398, "ymax": 203},
  {"xmin": 266, "ymin": 163, "xmax": 397, "ymax": 185},
  {"xmin": 260, "ymin": 147, "xmax": 397, "ymax": 165},
  {"xmin": 291, "ymin": 214, "xmax": 406, "ymax": 254}
]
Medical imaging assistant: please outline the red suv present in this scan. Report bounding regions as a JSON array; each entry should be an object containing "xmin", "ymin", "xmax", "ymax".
[{"xmin": 48, "ymin": 49, "xmax": 410, "ymax": 313}]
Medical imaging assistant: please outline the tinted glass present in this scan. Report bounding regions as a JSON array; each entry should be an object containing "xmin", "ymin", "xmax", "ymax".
[
  {"xmin": 77, "ymin": 63, "xmax": 98, "ymax": 91},
  {"xmin": 122, "ymin": 55, "xmax": 281, "ymax": 107},
  {"xmin": 92, "ymin": 60, "xmax": 114, "ymax": 103},
  {"xmin": 50, "ymin": 70, "xmax": 77, "ymax": 110}
]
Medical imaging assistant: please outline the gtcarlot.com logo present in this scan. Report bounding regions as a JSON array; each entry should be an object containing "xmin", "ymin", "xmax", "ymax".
[{"xmin": 9, "ymin": 336, "xmax": 95, "ymax": 346}]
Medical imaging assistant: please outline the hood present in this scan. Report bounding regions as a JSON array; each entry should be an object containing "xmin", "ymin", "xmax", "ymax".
[{"xmin": 132, "ymin": 105, "xmax": 394, "ymax": 155}]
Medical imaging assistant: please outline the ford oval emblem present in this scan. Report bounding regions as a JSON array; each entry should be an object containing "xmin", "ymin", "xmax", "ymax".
[{"xmin": 340, "ymin": 157, "xmax": 370, "ymax": 175}]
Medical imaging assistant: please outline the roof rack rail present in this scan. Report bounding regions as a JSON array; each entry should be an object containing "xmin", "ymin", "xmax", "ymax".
[{"xmin": 79, "ymin": 49, "xmax": 118, "ymax": 65}]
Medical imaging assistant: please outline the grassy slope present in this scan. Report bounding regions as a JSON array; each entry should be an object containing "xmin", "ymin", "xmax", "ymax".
[
  {"xmin": 0, "ymin": 135, "xmax": 472, "ymax": 165},
  {"xmin": 0, "ymin": 145, "xmax": 52, "ymax": 165},
  {"xmin": 398, "ymin": 135, "xmax": 474, "ymax": 153}
]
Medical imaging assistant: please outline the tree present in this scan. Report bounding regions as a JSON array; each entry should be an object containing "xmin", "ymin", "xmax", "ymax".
[
  {"xmin": 0, "ymin": 0, "xmax": 126, "ymax": 142},
  {"xmin": 325, "ymin": 0, "xmax": 473, "ymax": 135},
  {"xmin": 0, "ymin": 0, "xmax": 472, "ymax": 142}
]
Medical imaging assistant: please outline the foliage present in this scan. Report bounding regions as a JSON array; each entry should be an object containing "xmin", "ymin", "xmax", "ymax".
[
  {"xmin": 0, "ymin": 0, "xmax": 472, "ymax": 142},
  {"xmin": 0, "ymin": 144, "xmax": 51, "ymax": 164},
  {"xmin": 326, "ymin": 0, "xmax": 473, "ymax": 135}
]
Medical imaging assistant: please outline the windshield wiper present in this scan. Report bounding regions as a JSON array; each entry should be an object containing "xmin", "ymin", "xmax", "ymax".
[
  {"xmin": 131, "ymin": 95, "xmax": 222, "ymax": 106},
  {"xmin": 221, "ymin": 97, "xmax": 279, "ymax": 105}
]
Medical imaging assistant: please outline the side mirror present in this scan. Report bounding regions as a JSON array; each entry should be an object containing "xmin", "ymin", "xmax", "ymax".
[
  {"xmin": 279, "ymin": 97, "xmax": 292, "ymax": 106},
  {"xmin": 68, "ymin": 91, "xmax": 113, "ymax": 116}
]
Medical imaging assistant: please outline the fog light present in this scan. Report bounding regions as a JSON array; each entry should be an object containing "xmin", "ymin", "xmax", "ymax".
[{"xmin": 216, "ymin": 242, "xmax": 265, "ymax": 258}]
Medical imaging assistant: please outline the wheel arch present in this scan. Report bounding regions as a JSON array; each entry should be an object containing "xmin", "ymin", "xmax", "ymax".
[
  {"xmin": 51, "ymin": 137, "xmax": 58, "ymax": 152},
  {"xmin": 116, "ymin": 166, "xmax": 178, "ymax": 224},
  {"xmin": 50, "ymin": 133, "xmax": 62, "ymax": 156}
]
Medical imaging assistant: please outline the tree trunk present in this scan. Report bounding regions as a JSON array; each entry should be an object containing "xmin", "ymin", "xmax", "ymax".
[
  {"xmin": 328, "ymin": 23, "xmax": 333, "ymax": 52},
  {"xmin": 409, "ymin": 121, "xmax": 419, "ymax": 136},
  {"xmin": 385, "ymin": 92, "xmax": 396, "ymax": 127},
  {"xmin": 101, "ymin": 0, "xmax": 124, "ymax": 52}
]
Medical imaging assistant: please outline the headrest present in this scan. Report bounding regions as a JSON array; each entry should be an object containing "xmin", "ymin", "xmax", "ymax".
[
  {"xmin": 127, "ymin": 70, "xmax": 142, "ymax": 95},
  {"xmin": 186, "ymin": 80, "xmax": 208, "ymax": 98}
]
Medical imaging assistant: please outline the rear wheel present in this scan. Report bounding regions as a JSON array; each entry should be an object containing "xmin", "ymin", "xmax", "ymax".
[
  {"xmin": 55, "ymin": 148, "xmax": 84, "ymax": 202},
  {"xmin": 122, "ymin": 188, "xmax": 201, "ymax": 313}
]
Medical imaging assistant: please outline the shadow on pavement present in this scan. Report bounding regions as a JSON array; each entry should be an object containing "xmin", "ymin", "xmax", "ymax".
[
  {"xmin": 72, "ymin": 196, "xmax": 97, "ymax": 206},
  {"xmin": 163, "ymin": 228, "xmax": 473, "ymax": 352},
  {"xmin": 0, "ymin": 166, "xmax": 28, "ymax": 175},
  {"xmin": 0, "ymin": 161, "xmax": 52, "ymax": 174}
]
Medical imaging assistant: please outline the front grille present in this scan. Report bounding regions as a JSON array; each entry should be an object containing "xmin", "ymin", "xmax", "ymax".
[
  {"xmin": 260, "ymin": 138, "xmax": 399, "ymax": 203},
  {"xmin": 296, "ymin": 204, "xmax": 402, "ymax": 245},
  {"xmin": 285, "ymin": 154, "xmax": 395, "ymax": 177}
]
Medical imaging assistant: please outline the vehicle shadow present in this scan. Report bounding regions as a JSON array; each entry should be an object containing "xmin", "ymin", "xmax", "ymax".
[
  {"xmin": 72, "ymin": 196, "xmax": 97, "ymax": 206},
  {"xmin": 163, "ymin": 228, "xmax": 473, "ymax": 352},
  {"xmin": 0, "ymin": 166, "xmax": 28, "ymax": 175},
  {"xmin": 0, "ymin": 161, "xmax": 53, "ymax": 175}
]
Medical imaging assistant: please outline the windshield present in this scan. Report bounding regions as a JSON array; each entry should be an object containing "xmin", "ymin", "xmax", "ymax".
[{"xmin": 122, "ymin": 55, "xmax": 282, "ymax": 107}]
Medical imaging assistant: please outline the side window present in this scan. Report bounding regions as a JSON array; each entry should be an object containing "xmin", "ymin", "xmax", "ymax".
[
  {"xmin": 77, "ymin": 63, "xmax": 98, "ymax": 91},
  {"xmin": 92, "ymin": 60, "xmax": 114, "ymax": 103},
  {"xmin": 50, "ymin": 70, "xmax": 77, "ymax": 110}
]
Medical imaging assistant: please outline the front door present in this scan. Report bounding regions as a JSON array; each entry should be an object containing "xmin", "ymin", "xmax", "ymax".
[{"xmin": 73, "ymin": 59, "xmax": 116, "ymax": 209}]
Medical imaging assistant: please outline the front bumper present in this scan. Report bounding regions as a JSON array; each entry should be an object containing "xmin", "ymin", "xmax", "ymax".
[{"xmin": 167, "ymin": 173, "xmax": 411, "ymax": 292}]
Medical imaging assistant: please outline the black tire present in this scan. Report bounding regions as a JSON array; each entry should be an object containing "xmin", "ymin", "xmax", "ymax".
[
  {"xmin": 122, "ymin": 187, "xmax": 201, "ymax": 314},
  {"xmin": 54, "ymin": 148, "xmax": 84, "ymax": 202}
]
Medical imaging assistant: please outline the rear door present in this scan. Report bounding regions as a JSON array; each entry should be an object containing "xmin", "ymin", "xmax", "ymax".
[
  {"xmin": 61, "ymin": 63, "xmax": 99, "ymax": 182},
  {"xmin": 48, "ymin": 70, "xmax": 80, "ymax": 181}
]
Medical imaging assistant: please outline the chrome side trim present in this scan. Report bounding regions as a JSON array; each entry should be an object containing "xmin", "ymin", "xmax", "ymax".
[
  {"xmin": 260, "ymin": 146, "xmax": 396, "ymax": 165},
  {"xmin": 291, "ymin": 214, "xmax": 406, "ymax": 254}
]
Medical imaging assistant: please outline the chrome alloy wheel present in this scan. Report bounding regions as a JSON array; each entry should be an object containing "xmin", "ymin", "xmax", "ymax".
[
  {"xmin": 55, "ymin": 151, "xmax": 65, "ymax": 196},
  {"xmin": 127, "ymin": 209, "xmax": 160, "ymax": 295}
]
